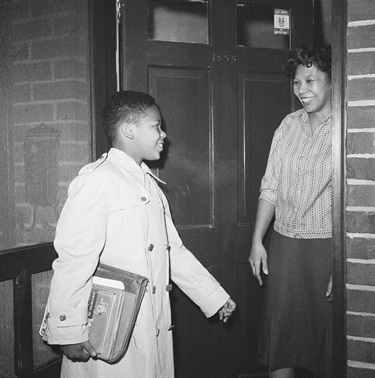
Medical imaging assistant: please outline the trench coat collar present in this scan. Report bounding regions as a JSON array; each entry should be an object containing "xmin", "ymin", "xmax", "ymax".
[{"xmin": 108, "ymin": 148, "xmax": 166, "ymax": 185}]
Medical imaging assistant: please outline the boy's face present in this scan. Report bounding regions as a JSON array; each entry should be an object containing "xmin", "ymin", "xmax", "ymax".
[{"xmin": 130, "ymin": 106, "xmax": 166, "ymax": 165}]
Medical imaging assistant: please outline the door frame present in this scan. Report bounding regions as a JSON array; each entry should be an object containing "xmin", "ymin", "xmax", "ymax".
[{"xmin": 331, "ymin": 0, "xmax": 347, "ymax": 376}]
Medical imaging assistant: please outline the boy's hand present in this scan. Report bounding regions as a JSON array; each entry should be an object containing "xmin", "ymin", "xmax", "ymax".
[
  {"xmin": 60, "ymin": 341, "xmax": 97, "ymax": 361},
  {"xmin": 218, "ymin": 298, "xmax": 236, "ymax": 323}
]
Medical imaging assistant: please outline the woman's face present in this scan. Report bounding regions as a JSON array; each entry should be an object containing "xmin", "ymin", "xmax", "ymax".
[{"xmin": 293, "ymin": 64, "xmax": 332, "ymax": 117}]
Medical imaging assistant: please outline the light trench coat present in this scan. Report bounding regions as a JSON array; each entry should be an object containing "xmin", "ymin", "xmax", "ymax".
[{"xmin": 40, "ymin": 148, "xmax": 229, "ymax": 378}]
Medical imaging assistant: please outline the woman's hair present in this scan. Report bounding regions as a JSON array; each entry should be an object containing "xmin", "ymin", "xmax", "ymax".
[
  {"xmin": 102, "ymin": 90, "xmax": 157, "ymax": 143},
  {"xmin": 283, "ymin": 45, "xmax": 332, "ymax": 82}
]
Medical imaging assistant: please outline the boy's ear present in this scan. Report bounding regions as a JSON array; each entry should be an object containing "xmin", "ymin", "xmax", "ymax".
[{"xmin": 120, "ymin": 123, "xmax": 135, "ymax": 139}]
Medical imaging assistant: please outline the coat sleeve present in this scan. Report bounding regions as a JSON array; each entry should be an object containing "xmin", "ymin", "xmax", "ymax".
[
  {"xmin": 161, "ymin": 194, "xmax": 229, "ymax": 318},
  {"xmin": 40, "ymin": 171, "xmax": 107, "ymax": 345}
]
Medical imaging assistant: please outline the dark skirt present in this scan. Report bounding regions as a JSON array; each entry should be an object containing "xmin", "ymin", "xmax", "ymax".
[{"xmin": 259, "ymin": 232, "xmax": 333, "ymax": 378}]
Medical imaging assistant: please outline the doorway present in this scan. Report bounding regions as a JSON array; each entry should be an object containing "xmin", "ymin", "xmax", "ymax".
[{"xmin": 119, "ymin": 1, "xmax": 319, "ymax": 377}]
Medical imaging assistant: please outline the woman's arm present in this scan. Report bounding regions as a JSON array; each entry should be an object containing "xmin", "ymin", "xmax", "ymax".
[{"xmin": 248, "ymin": 199, "xmax": 275, "ymax": 286}]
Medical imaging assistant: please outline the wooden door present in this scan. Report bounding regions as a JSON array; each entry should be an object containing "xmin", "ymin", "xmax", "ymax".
[{"xmin": 120, "ymin": 1, "xmax": 313, "ymax": 377}]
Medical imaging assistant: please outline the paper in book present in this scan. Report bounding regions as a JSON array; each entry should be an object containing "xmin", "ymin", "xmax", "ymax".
[
  {"xmin": 93, "ymin": 276, "xmax": 125, "ymax": 290},
  {"xmin": 87, "ymin": 263, "xmax": 148, "ymax": 364},
  {"xmin": 88, "ymin": 282, "xmax": 123, "ymax": 359}
]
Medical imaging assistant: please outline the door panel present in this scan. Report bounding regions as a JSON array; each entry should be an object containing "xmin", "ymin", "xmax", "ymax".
[
  {"xmin": 120, "ymin": 1, "xmax": 313, "ymax": 377},
  {"xmin": 237, "ymin": 71, "xmax": 290, "ymax": 224},
  {"xmin": 148, "ymin": 67, "xmax": 212, "ymax": 227}
]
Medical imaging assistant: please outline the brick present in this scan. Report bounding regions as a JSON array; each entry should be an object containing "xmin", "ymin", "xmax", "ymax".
[
  {"xmin": 13, "ymin": 103, "xmax": 53, "ymax": 124},
  {"xmin": 13, "ymin": 124, "xmax": 60, "ymax": 145},
  {"xmin": 348, "ymin": 339, "xmax": 375, "ymax": 364},
  {"xmin": 347, "ymin": 157, "xmax": 375, "ymax": 180},
  {"xmin": 12, "ymin": 43, "xmax": 29, "ymax": 62},
  {"xmin": 348, "ymin": 0, "xmax": 375, "ymax": 21},
  {"xmin": 347, "ymin": 313, "xmax": 375, "ymax": 339},
  {"xmin": 56, "ymin": 102, "xmax": 88, "ymax": 122},
  {"xmin": 347, "ymin": 133, "xmax": 375, "ymax": 155},
  {"xmin": 12, "ymin": 83, "xmax": 31, "ymax": 103},
  {"xmin": 13, "ymin": 126, "xmax": 25, "ymax": 143},
  {"xmin": 14, "ymin": 186, "xmax": 26, "ymax": 204},
  {"xmin": 348, "ymin": 185, "xmax": 375, "ymax": 207},
  {"xmin": 31, "ymin": 36, "xmax": 85, "ymax": 59},
  {"xmin": 348, "ymin": 25, "xmax": 375, "ymax": 49},
  {"xmin": 348, "ymin": 52, "xmax": 375, "ymax": 76},
  {"xmin": 10, "ymin": 0, "xmax": 31, "ymax": 20},
  {"xmin": 12, "ymin": 19, "xmax": 52, "ymax": 42},
  {"xmin": 12, "ymin": 62, "xmax": 52, "ymax": 83},
  {"xmin": 347, "ymin": 237, "xmax": 375, "ymax": 259},
  {"xmin": 13, "ymin": 165, "xmax": 24, "ymax": 183},
  {"xmin": 348, "ymin": 78, "xmax": 375, "ymax": 102},
  {"xmin": 347, "ymin": 211, "xmax": 375, "ymax": 233},
  {"xmin": 13, "ymin": 124, "xmax": 42, "ymax": 143},
  {"xmin": 30, "ymin": 0, "xmax": 84, "ymax": 17},
  {"xmin": 15, "ymin": 205, "xmax": 32, "ymax": 224},
  {"xmin": 14, "ymin": 123, "xmax": 90, "ymax": 143},
  {"xmin": 14, "ymin": 225, "xmax": 55, "ymax": 245},
  {"xmin": 33, "ymin": 81, "xmax": 87, "ymax": 101},
  {"xmin": 348, "ymin": 367, "xmax": 375, "ymax": 378},
  {"xmin": 60, "ymin": 164, "xmax": 86, "ymax": 182},
  {"xmin": 55, "ymin": 60, "xmax": 87, "ymax": 80},
  {"xmin": 347, "ymin": 262, "xmax": 375, "ymax": 285},
  {"xmin": 58, "ymin": 123, "xmax": 90, "ymax": 141},
  {"xmin": 55, "ymin": 14, "xmax": 88, "ymax": 36},
  {"xmin": 347, "ymin": 107, "xmax": 375, "ymax": 130},
  {"xmin": 13, "ymin": 143, "xmax": 24, "ymax": 164},
  {"xmin": 347, "ymin": 289, "xmax": 375, "ymax": 313},
  {"xmin": 57, "ymin": 186, "xmax": 68, "ymax": 204},
  {"xmin": 19, "ymin": 185, "xmax": 69, "ymax": 208},
  {"xmin": 58, "ymin": 144, "xmax": 90, "ymax": 163}
]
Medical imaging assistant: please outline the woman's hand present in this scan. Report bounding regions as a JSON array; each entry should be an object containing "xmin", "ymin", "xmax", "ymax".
[
  {"xmin": 60, "ymin": 340, "xmax": 97, "ymax": 362},
  {"xmin": 326, "ymin": 274, "xmax": 333, "ymax": 303},
  {"xmin": 249, "ymin": 242, "xmax": 268, "ymax": 286},
  {"xmin": 248, "ymin": 199, "xmax": 274, "ymax": 286}
]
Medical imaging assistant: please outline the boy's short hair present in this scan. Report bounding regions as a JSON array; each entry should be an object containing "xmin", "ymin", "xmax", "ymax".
[
  {"xmin": 102, "ymin": 90, "xmax": 157, "ymax": 143},
  {"xmin": 283, "ymin": 45, "xmax": 332, "ymax": 82}
]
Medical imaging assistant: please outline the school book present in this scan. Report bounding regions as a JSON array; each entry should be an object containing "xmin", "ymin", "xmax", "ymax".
[
  {"xmin": 88, "ymin": 263, "xmax": 149, "ymax": 363},
  {"xmin": 87, "ymin": 276, "xmax": 124, "ymax": 360}
]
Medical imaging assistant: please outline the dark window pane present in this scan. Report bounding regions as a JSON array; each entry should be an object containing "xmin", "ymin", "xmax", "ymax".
[{"xmin": 148, "ymin": 0, "xmax": 209, "ymax": 44}]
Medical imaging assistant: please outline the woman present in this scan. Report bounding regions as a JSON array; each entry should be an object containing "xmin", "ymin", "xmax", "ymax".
[{"xmin": 249, "ymin": 45, "xmax": 332, "ymax": 378}]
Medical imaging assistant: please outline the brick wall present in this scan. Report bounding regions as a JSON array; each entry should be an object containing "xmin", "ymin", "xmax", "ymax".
[
  {"xmin": 346, "ymin": 0, "xmax": 375, "ymax": 377},
  {"xmin": 10, "ymin": 0, "xmax": 91, "ymax": 246}
]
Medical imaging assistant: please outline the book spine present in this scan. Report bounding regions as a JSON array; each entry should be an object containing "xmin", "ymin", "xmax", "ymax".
[{"xmin": 88, "ymin": 289, "xmax": 97, "ymax": 320}]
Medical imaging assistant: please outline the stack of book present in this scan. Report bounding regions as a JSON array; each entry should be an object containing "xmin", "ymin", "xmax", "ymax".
[{"xmin": 88, "ymin": 264, "xmax": 148, "ymax": 363}]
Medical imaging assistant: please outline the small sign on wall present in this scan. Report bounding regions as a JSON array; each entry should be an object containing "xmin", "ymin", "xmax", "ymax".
[{"xmin": 274, "ymin": 9, "xmax": 290, "ymax": 35}]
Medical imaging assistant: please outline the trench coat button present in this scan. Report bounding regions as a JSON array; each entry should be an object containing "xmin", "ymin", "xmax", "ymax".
[
  {"xmin": 148, "ymin": 244, "xmax": 154, "ymax": 252},
  {"xmin": 166, "ymin": 284, "xmax": 173, "ymax": 292},
  {"xmin": 59, "ymin": 314, "xmax": 66, "ymax": 321},
  {"xmin": 152, "ymin": 285, "xmax": 156, "ymax": 294},
  {"xmin": 168, "ymin": 325, "xmax": 175, "ymax": 331},
  {"xmin": 141, "ymin": 196, "xmax": 147, "ymax": 202}
]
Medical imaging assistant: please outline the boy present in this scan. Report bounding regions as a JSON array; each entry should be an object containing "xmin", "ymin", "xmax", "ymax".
[{"xmin": 40, "ymin": 91, "xmax": 236, "ymax": 378}]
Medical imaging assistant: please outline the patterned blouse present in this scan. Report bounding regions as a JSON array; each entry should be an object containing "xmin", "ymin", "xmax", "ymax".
[{"xmin": 260, "ymin": 109, "xmax": 332, "ymax": 239}]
